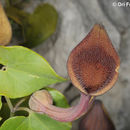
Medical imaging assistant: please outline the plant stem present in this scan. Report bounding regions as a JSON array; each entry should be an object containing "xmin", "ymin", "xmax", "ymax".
[
  {"xmin": 5, "ymin": 97, "xmax": 28, "ymax": 117},
  {"xmin": 14, "ymin": 97, "xmax": 27, "ymax": 111},
  {"xmin": 5, "ymin": 96, "xmax": 14, "ymax": 117},
  {"xmin": 15, "ymin": 107, "xmax": 32, "ymax": 114}
]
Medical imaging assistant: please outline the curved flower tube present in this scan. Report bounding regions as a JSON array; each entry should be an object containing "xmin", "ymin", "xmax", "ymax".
[{"xmin": 29, "ymin": 90, "xmax": 94, "ymax": 122}]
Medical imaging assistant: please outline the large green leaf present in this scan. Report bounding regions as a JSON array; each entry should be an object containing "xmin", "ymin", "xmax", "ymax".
[
  {"xmin": 0, "ymin": 46, "xmax": 66, "ymax": 98},
  {"xmin": 23, "ymin": 3, "xmax": 58, "ymax": 48},
  {"xmin": 0, "ymin": 116, "xmax": 25, "ymax": 130},
  {"xmin": 0, "ymin": 113, "xmax": 71, "ymax": 130},
  {"xmin": 6, "ymin": 3, "xmax": 58, "ymax": 48}
]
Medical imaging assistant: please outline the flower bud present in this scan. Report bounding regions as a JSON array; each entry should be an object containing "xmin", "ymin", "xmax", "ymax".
[
  {"xmin": 0, "ymin": 3, "xmax": 12, "ymax": 45},
  {"xmin": 67, "ymin": 24, "xmax": 120, "ymax": 96},
  {"xmin": 29, "ymin": 90, "xmax": 53, "ymax": 112},
  {"xmin": 79, "ymin": 100, "xmax": 115, "ymax": 130}
]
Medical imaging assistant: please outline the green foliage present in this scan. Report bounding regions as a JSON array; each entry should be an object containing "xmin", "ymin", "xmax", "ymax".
[
  {"xmin": 23, "ymin": 3, "xmax": 58, "ymax": 48},
  {"xmin": 0, "ymin": 46, "xmax": 66, "ymax": 98},
  {"xmin": 45, "ymin": 87, "xmax": 69, "ymax": 108},
  {"xmin": 6, "ymin": 3, "xmax": 58, "ymax": 48},
  {"xmin": 0, "ymin": 113, "xmax": 71, "ymax": 130},
  {"xmin": 0, "ymin": 88, "xmax": 71, "ymax": 130},
  {"xmin": 0, "ymin": 2, "xmax": 72, "ymax": 129}
]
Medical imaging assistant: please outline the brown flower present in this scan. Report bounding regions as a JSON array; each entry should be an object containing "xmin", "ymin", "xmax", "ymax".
[{"xmin": 67, "ymin": 24, "xmax": 120, "ymax": 96}]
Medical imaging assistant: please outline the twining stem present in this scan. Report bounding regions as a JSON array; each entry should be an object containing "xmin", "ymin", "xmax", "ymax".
[
  {"xmin": 5, "ymin": 96, "xmax": 28, "ymax": 116},
  {"xmin": 13, "ymin": 97, "xmax": 27, "ymax": 111},
  {"xmin": 15, "ymin": 107, "xmax": 32, "ymax": 114},
  {"xmin": 31, "ymin": 92, "xmax": 94, "ymax": 122},
  {"xmin": 5, "ymin": 97, "xmax": 14, "ymax": 117}
]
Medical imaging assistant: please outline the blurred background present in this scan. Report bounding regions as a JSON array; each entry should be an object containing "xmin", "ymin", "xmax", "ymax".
[{"xmin": 1, "ymin": 0, "xmax": 130, "ymax": 129}]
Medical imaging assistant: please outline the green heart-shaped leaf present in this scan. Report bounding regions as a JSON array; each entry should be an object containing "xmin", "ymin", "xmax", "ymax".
[
  {"xmin": 0, "ymin": 113, "xmax": 71, "ymax": 130},
  {"xmin": 0, "ymin": 46, "xmax": 66, "ymax": 98},
  {"xmin": 23, "ymin": 3, "xmax": 58, "ymax": 48},
  {"xmin": 6, "ymin": 3, "xmax": 58, "ymax": 48}
]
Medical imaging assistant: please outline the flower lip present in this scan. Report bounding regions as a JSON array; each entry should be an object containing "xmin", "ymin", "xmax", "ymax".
[{"xmin": 67, "ymin": 24, "xmax": 120, "ymax": 96}]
